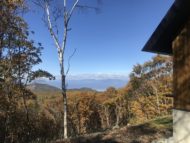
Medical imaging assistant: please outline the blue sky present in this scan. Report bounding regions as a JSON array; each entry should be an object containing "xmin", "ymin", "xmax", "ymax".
[{"xmin": 25, "ymin": 0, "xmax": 174, "ymax": 78}]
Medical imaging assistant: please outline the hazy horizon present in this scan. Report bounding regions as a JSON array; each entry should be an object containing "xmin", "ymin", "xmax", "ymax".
[{"xmin": 33, "ymin": 73, "xmax": 129, "ymax": 91}]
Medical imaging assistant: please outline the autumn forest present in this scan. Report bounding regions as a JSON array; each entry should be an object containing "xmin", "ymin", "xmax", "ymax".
[{"xmin": 0, "ymin": 1, "xmax": 173, "ymax": 143}]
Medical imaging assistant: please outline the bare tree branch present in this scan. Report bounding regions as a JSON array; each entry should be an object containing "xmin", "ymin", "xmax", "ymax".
[
  {"xmin": 61, "ymin": 0, "xmax": 79, "ymax": 52},
  {"xmin": 32, "ymin": 0, "xmax": 45, "ymax": 9},
  {"xmin": 66, "ymin": 48, "xmax": 77, "ymax": 76},
  {"xmin": 67, "ymin": 0, "xmax": 79, "ymax": 23},
  {"xmin": 76, "ymin": 5, "xmax": 100, "ymax": 14},
  {"xmin": 44, "ymin": 1, "xmax": 64, "ymax": 64},
  {"xmin": 45, "ymin": 2, "xmax": 60, "ymax": 48}
]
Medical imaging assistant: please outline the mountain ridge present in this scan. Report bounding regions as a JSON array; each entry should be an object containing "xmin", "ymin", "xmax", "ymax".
[
  {"xmin": 35, "ymin": 78, "xmax": 128, "ymax": 91},
  {"xmin": 28, "ymin": 83, "xmax": 97, "ymax": 93}
]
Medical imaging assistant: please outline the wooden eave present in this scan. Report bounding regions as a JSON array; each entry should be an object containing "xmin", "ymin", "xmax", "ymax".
[{"xmin": 142, "ymin": 0, "xmax": 190, "ymax": 55}]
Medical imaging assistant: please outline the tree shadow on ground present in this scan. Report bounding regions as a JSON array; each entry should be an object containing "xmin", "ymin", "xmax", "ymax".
[
  {"xmin": 128, "ymin": 123, "xmax": 156, "ymax": 136},
  {"xmin": 55, "ymin": 134, "xmax": 119, "ymax": 143},
  {"xmin": 55, "ymin": 116, "xmax": 173, "ymax": 143}
]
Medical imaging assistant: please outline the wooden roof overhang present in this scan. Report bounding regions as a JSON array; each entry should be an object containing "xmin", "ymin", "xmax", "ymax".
[{"xmin": 142, "ymin": 0, "xmax": 190, "ymax": 55}]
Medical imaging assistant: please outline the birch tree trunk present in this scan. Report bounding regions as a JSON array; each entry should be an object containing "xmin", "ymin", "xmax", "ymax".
[
  {"xmin": 40, "ymin": 0, "xmax": 99, "ymax": 138},
  {"xmin": 43, "ymin": 0, "xmax": 80, "ymax": 138},
  {"xmin": 61, "ymin": 63, "xmax": 68, "ymax": 138}
]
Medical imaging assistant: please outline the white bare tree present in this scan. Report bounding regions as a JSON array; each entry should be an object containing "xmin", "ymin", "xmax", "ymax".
[{"xmin": 33, "ymin": 0, "xmax": 100, "ymax": 138}]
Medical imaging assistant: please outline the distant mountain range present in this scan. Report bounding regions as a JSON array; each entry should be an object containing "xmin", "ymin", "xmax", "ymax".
[
  {"xmin": 34, "ymin": 79, "xmax": 128, "ymax": 91},
  {"xmin": 27, "ymin": 83, "xmax": 61, "ymax": 93},
  {"xmin": 67, "ymin": 87, "xmax": 96, "ymax": 92},
  {"xmin": 28, "ymin": 83, "xmax": 96, "ymax": 93},
  {"xmin": 33, "ymin": 73, "xmax": 129, "ymax": 91}
]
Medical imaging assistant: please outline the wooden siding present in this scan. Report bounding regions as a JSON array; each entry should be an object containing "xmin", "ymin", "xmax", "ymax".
[{"xmin": 173, "ymin": 20, "xmax": 190, "ymax": 110}]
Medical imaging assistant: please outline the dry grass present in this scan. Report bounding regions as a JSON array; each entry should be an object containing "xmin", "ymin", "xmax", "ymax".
[{"xmin": 54, "ymin": 116, "xmax": 172, "ymax": 143}]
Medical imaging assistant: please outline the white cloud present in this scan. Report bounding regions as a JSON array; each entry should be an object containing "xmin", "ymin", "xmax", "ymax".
[
  {"xmin": 66, "ymin": 73, "xmax": 129, "ymax": 80},
  {"xmin": 34, "ymin": 73, "xmax": 129, "ymax": 81}
]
